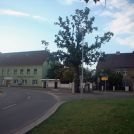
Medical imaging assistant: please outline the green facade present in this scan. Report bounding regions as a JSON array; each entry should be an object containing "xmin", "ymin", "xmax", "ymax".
[{"xmin": 0, "ymin": 62, "xmax": 49, "ymax": 87}]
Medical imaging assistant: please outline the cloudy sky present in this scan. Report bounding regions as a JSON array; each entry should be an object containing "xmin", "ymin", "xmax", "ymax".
[{"xmin": 0, "ymin": 0, "xmax": 134, "ymax": 54}]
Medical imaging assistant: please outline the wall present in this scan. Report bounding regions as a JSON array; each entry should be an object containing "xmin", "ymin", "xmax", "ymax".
[
  {"xmin": 113, "ymin": 68, "xmax": 134, "ymax": 91},
  {"xmin": 127, "ymin": 68, "xmax": 134, "ymax": 78},
  {"xmin": 0, "ymin": 65, "xmax": 43, "ymax": 87},
  {"xmin": 42, "ymin": 80, "xmax": 73, "ymax": 89},
  {"xmin": 59, "ymin": 83, "xmax": 72, "ymax": 89}
]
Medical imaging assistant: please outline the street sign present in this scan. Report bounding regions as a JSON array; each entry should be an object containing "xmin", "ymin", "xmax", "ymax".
[{"xmin": 101, "ymin": 76, "xmax": 108, "ymax": 81}]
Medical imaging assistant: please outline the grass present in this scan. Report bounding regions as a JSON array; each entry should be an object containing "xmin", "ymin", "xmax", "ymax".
[{"xmin": 28, "ymin": 99, "xmax": 134, "ymax": 134}]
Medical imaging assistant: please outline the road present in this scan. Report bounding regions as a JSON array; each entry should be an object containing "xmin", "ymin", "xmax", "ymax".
[{"xmin": 0, "ymin": 87, "xmax": 57, "ymax": 134}]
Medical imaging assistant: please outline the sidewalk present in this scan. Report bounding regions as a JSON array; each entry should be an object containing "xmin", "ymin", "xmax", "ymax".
[{"xmin": 42, "ymin": 88, "xmax": 134, "ymax": 102}]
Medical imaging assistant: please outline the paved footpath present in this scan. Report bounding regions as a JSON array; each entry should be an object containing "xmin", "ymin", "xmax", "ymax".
[{"xmin": 44, "ymin": 88, "xmax": 134, "ymax": 102}]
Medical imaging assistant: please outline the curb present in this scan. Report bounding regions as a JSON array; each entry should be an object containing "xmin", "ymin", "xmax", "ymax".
[{"xmin": 14, "ymin": 91, "xmax": 65, "ymax": 134}]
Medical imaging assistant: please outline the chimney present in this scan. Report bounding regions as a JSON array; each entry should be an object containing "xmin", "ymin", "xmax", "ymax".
[{"xmin": 116, "ymin": 51, "xmax": 120, "ymax": 55}]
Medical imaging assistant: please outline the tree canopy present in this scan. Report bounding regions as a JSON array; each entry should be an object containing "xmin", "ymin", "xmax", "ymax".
[
  {"xmin": 54, "ymin": 7, "xmax": 113, "ymax": 92},
  {"xmin": 46, "ymin": 62, "xmax": 62, "ymax": 79},
  {"xmin": 84, "ymin": 0, "xmax": 106, "ymax": 5},
  {"xmin": 84, "ymin": 0, "xmax": 100, "ymax": 3}
]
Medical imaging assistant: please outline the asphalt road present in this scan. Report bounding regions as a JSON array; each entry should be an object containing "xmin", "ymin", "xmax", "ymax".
[{"xmin": 0, "ymin": 87, "xmax": 57, "ymax": 134}]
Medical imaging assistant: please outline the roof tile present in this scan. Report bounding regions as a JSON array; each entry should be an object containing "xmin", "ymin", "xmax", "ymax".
[
  {"xmin": 97, "ymin": 52, "xmax": 134, "ymax": 70},
  {"xmin": 0, "ymin": 50, "xmax": 47, "ymax": 67}
]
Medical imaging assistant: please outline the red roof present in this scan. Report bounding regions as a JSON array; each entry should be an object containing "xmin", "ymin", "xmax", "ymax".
[
  {"xmin": 0, "ymin": 50, "xmax": 47, "ymax": 67},
  {"xmin": 97, "ymin": 52, "xmax": 134, "ymax": 70}
]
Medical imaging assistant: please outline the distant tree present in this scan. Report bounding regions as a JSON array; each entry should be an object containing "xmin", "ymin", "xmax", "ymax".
[
  {"xmin": 108, "ymin": 72, "xmax": 123, "ymax": 90},
  {"xmin": 84, "ymin": 0, "xmax": 100, "ymax": 3},
  {"xmin": 54, "ymin": 7, "xmax": 113, "ymax": 93},
  {"xmin": 61, "ymin": 68, "xmax": 74, "ymax": 83},
  {"xmin": 41, "ymin": 40, "xmax": 49, "ymax": 47},
  {"xmin": 41, "ymin": 40, "xmax": 51, "ymax": 60},
  {"xmin": 97, "ymin": 69, "xmax": 123, "ymax": 90},
  {"xmin": 83, "ymin": 68, "xmax": 91, "ymax": 82},
  {"xmin": 84, "ymin": 0, "xmax": 106, "ymax": 4},
  {"xmin": 46, "ymin": 62, "xmax": 62, "ymax": 79}
]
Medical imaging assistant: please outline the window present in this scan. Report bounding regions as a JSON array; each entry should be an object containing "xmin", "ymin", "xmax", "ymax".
[
  {"xmin": 18, "ymin": 80, "xmax": 22, "ymax": 85},
  {"xmin": 116, "ymin": 70, "xmax": 121, "ymax": 74},
  {"xmin": 14, "ymin": 69, "xmax": 17, "ymax": 75},
  {"xmin": 22, "ymin": 80, "xmax": 24, "ymax": 84},
  {"xmin": 22, "ymin": 79, "xmax": 27, "ymax": 85},
  {"xmin": 24, "ymin": 80, "xmax": 27, "ymax": 84},
  {"xmin": 2, "ymin": 69, "xmax": 4, "ymax": 75},
  {"xmin": 14, "ymin": 80, "xmax": 18, "ymax": 84},
  {"xmin": 32, "ymin": 80, "xmax": 38, "ymax": 85},
  {"xmin": 27, "ymin": 69, "xmax": 30, "ymax": 75},
  {"xmin": 34, "ymin": 69, "xmax": 37, "ymax": 75},
  {"xmin": 123, "ymin": 71, "xmax": 127, "ymax": 76},
  {"xmin": 7, "ymin": 69, "xmax": 10, "ymax": 75},
  {"xmin": 20, "ymin": 69, "xmax": 23, "ymax": 75}
]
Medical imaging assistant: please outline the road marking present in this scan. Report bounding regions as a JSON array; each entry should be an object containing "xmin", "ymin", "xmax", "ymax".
[{"xmin": 2, "ymin": 104, "xmax": 16, "ymax": 110}]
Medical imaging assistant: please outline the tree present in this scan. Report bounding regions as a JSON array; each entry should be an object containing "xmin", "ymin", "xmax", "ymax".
[
  {"xmin": 84, "ymin": 0, "xmax": 100, "ymax": 3},
  {"xmin": 61, "ymin": 68, "xmax": 74, "ymax": 83},
  {"xmin": 108, "ymin": 72, "xmax": 123, "ymax": 90},
  {"xmin": 83, "ymin": 68, "xmax": 95, "ymax": 82},
  {"xmin": 41, "ymin": 40, "xmax": 49, "ymax": 48},
  {"xmin": 46, "ymin": 62, "xmax": 62, "ymax": 79},
  {"xmin": 54, "ymin": 7, "xmax": 113, "ymax": 93},
  {"xmin": 97, "ymin": 69, "xmax": 123, "ymax": 90},
  {"xmin": 84, "ymin": 0, "xmax": 106, "ymax": 4}
]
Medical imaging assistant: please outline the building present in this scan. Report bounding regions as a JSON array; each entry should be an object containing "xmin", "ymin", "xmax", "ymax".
[
  {"xmin": 96, "ymin": 52, "xmax": 134, "ymax": 91},
  {"xmin": 0, "ymin": 50, "xmax": 49, "ymax": 87}
]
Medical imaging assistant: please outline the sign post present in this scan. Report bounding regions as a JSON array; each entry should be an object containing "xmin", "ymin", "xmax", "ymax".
[{"xmin": 101, "ymin": 76, "xmax": 108, "ymax": 91}]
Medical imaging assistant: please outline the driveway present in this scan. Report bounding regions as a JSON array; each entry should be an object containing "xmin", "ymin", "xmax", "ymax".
[{"xmin": 0, "ymin": 87, "xmax": 58, "ymax": 134}]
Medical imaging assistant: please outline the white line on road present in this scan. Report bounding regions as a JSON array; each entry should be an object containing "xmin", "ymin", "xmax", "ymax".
[{"xmin": 2, "ymin": 104, "xmax": 16, "ymax": 110}]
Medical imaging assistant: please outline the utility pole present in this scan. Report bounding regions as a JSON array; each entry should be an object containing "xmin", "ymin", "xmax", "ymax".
[
  {"xmin": 80, "ymin": 28, "xmax": 84, "ymax": 96},
  {"xmin": 81, "ymin": 41, "xmax": 84, "ymax": 95}
]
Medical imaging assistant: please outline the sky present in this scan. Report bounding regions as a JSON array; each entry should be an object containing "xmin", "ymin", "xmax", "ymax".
[{"xmin": 0, "ymin": 0, "xmax": 134, "ymax": 54}]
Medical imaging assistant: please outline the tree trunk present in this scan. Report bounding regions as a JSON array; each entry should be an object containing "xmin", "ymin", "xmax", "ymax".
[{"xmin": 74, "ymin": 67, "xmax": 80, "ymax": 93}]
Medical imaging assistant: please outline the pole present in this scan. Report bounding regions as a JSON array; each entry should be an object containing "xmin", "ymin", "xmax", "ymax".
[
  {"xmin": 81, "ymin": 29, "xmax": 84, "ymax": 97},
  {"xmin": 81, "ymin": 44, "xmax": 83, "ymax": 95},
  {"xmin": 80, "ymin": 27, "xmax": 84, "ymax": 97},
  {"xmin": 105, "ymin": 80, "xmax": 106, "ymax": 91}
]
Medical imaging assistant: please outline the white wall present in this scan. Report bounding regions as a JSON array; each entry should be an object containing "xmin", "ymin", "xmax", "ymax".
[{"xmin": 42, "ymin": 80, "xmax": 73, "ymax": 89}]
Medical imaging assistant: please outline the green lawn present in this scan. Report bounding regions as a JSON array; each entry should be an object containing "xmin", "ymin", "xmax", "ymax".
[{"xmin": 28, "ymin": 99, "xmax": 134, "ymax": 134}]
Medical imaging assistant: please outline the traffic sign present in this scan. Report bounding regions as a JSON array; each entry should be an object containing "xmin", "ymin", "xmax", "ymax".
[{"xmin": 101, "ymin": 76, "xmax": 108, "ymax": 81}]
